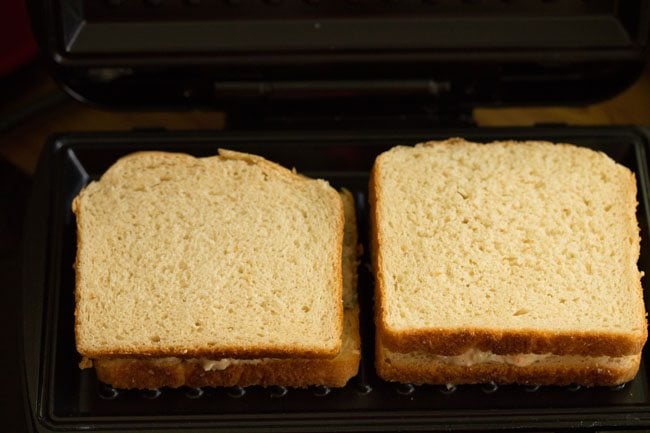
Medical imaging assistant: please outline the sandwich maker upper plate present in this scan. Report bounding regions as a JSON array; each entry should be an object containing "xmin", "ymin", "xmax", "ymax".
[{"xmin": 22, "ymin": 126, "xmax": 650, "ymax": 432}]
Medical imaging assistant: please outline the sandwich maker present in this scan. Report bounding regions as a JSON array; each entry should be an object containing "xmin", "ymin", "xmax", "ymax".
[{"xmin": 22, "ymin": 1, "xmax": 650, "ymax": 431}]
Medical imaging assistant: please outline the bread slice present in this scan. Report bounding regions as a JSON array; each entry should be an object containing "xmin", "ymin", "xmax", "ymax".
[
  {"xmin": 73, "ymin": 150, "xmax": 344, "ymax": 359},
  {"xmin": 86, "ymin": 190, "xmax": 361, "ymax": 389},
  {"xmin": 371, "ymin": 139, "xmax": 646, "ymax": 363}
]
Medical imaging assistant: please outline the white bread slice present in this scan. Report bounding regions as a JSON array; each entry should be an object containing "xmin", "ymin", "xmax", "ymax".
[
  {"xmin": 87, "ymin": 190, "xmax": 360, "ymax": 389},
  {"xmin": 73, "ymin": 150, "xmax": 344, "ymax": 359},
  {"xmin": 371, "ymin": 139, "xmax": 646, "ymax": 359}
]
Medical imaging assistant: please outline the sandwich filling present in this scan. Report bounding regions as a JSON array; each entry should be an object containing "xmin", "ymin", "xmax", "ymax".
[
  {"xmin": 432, "ymin": 349, "xmax": 551, "ymax": 367},
  {"xmin": 199, "ymin": 358, "xmax": 265, "ymax": 371},
  {"xmin": 389, "ymin": 347, "xmax": 639, "ymax": 368},
  {"xmin": 80, "ymin": 356, "xmax": 269, "ymax": 371}
]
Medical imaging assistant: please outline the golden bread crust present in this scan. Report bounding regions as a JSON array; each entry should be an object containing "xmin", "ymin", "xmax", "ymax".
[
  {"xmin": 379, "ymin": 328, "xmax": 647, "ymax": 357},
  {"xmin": 95, "ymin": 355, "xmax": 359, "ymax": 389}
]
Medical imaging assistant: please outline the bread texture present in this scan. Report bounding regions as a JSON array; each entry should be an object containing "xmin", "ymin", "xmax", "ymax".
[
  {"xmin": 73, "ymin": 150, "xmax": 344, "ymax": 359},
  {"xmin": 87, "ymin": 190, "xmax": 361, "ymax": 389},
  {"xmin": 371, "ymin": 139, "xmax": 646, "ymax": 359}
]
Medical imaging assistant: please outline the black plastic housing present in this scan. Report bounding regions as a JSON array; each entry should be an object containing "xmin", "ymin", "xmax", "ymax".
[
  {"xmin": 28, "ymin": 0, "xmax": 650, "ymax": 112},
  {"xmin": 22, "ymin": 127, "xmax": 650, "ymax": 432}
]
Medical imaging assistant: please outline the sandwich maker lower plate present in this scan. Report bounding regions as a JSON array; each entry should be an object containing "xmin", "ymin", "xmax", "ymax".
[{"xmin": 22, "ymin": 126, "xmax": 650, "ymax": 432}]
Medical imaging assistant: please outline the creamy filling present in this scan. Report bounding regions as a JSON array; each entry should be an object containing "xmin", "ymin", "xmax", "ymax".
[
  {"xmin": 198, "ymin": 358, "xmax": 266, "ymax": 371},
  {"xmin": 424, "ymin": 348, "xmax": 636, "ymax": 367},
  {"xmin": 432, "ymin": 349, "xmax": 552, "ymax": 367}
]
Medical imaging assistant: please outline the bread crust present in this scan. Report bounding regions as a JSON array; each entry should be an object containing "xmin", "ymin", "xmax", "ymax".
[
  {"xmin": 370, "ymin": 139, "xmax": 647, "ymax": 358},
  {"xmin": 73, "ymin": 150, "xmax": 345, "ymax": 359},
  {"xmin": 369, "ymin": 150, "xmax": 388, "ymax": 358},
  {"xmin": 379, "ymin": 328, "xmax": 647, "ymax": 357},
  {"xmin": 376, "ymin": 336, "xmax": 641, "ymax": 387},
  {"xmin": 95, "ymin": 353, "xmax": 359, "ymax": 389},
  {"xmin": 92, "ymin": 306, "xmax": 360, "ymax": 389},
  {"xmin": 79, "ymin": 344, "xmax": 343, "ymax": 360}
]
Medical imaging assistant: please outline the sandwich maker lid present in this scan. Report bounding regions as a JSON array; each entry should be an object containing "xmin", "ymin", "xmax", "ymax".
[{"xmin": 28, "ymin": 0, "xmax": 650, "ymax": 117}]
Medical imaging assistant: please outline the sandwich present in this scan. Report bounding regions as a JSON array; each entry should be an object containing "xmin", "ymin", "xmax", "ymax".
[
  {"xmin": 370, "ymin": 138, "xmax": 647, "ymax": 386},
  {"xmin": 72, "ymin": 150, "xmax": 360, "ymax": 388}
]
